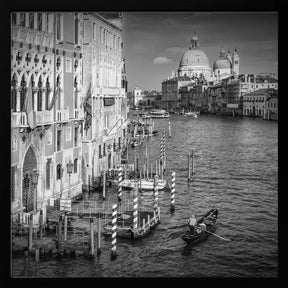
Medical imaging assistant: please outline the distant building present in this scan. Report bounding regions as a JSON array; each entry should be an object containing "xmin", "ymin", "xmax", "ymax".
[
  {"xmin": 132, "ymin": 85, "xmax": 143, "ymax": 107},
  {"xmin": 213, "ymin": 47, "xmax": 239, "ymax": 81},
  {"xmin": 243, "ymin": 88, "xmax": 278, "ymax": 119}
]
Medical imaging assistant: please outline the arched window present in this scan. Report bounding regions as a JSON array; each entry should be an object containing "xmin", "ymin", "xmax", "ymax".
[
  {"xmin": 11, "ymin": 74, "xmax": 17, "ymax": 112},
  {"xmin": 46, "ymin": 78, "xmax": 51, "ymax": 110},
  {"xmin": 37, "ymin": 77, "xmax": 42, "ymax": 111},
  {"xmin": 20, "ymin": 76, "xmax": 27, "ymax": 112},
  {"xmin": 74, "ymin": 158, "xmax": 78, "ymax": 173},
  {"xmin": 56, "ymin": 163, "xmax": 62, "ymax": 180}
]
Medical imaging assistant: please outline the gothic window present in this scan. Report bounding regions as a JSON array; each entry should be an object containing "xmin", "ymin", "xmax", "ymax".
[
  {"xmin": 57, "ymin": 130, "xmax": 62, "ymax": 151},
  {"xmin": 46, "ymin": 78, "xmax": 51, "ymax": 110},
  {"xmin": 99, "ymin": 144, "xmax": 102, "ymax": 158},
  {"xmin": 46, "ymin": 158, "xmax": 51, "ymax": 189},
  {"xmin": 103, "ymin": 143, "xmax": 106, "ymax": 156},
  {"xmin": 11, "ymin": 74, "xmax": 17, "ymax": 112},
  {"xmin": 20, "ymin": 12, "xmax": 26, "ymax": 27},
  {"xmin": 29, "ymin": 13, "xmax": 34, "ymax": 29},
  {"xmin": 74, "ymin": 127, "xmax": 78, "ymax": 146},
  {"xmin": 56, "ymin": 163, "xmax": 62, "ymax": 180},
  {"xmin": 37, "ymin": 77, "xmax": 42, "ymax": 111},
  {"xmin": 74, "ymin": 158, "xmax": 78, "ymax": 173},
  {"xmin": 118, "ymin": 137, "xmax": 121, "ymax": 149},
  {"xmin": 20, "ymin": 76, "xmax": 27, "ymax": 112},
  {"xmin": 100, "ymin": 27, "xmax": 103, "ymax": 43},
  {"xmin": 74, "ymin": 77, "xmax": 78, "ymax": 108},
  {"xmin": 37, "ymin": 13, "xmax": 42, "ymax": 31}
]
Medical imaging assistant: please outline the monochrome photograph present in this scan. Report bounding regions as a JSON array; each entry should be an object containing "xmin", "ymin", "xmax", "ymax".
[{"xmin": 10, "ymin": 10, "xmax": 278, "ymax": 278}]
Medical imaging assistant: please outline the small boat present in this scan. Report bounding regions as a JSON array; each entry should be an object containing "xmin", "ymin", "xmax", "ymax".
[
  {"xmin": 181, "ymin": 208, "xmax": 218, "ymax": 243},
  {"xmin": 120, "ymin": 178, "xmax": 167, "ymax": 190},
  {"xmin": 146, "ymin": 109, "xmax": 170, "ymax": 118},
  {"xmin": 184, "ymin": 111, "xmax": 199, "ymax": 118}
]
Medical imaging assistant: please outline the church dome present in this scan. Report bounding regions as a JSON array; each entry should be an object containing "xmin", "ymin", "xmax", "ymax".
[
  {"xmin": 213, "ymin": 58, "xmax": 231, "ymax": 70},
  {"xmin": 180, "ymin": 49, "xmax": 210, "ymax": 67}
]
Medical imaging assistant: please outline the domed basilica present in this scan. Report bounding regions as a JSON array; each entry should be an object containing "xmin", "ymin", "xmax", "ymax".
[{"xmin": 176, "ymin": 34, "xmax": 239, "ymax": 82}]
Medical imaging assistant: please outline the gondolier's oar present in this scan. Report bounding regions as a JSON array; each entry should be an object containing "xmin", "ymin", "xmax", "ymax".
[{"xmin": 204, "ymin": 230, "xmax": 231, "ymax": 241}]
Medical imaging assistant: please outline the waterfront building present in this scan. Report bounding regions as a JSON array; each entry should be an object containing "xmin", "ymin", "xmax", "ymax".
[
  {"xmin": 81, "ymin": 12, "xmax": 128, "ymax": 189},
  {"xmin": 132, "ymin": 85, "xmax": 143, "ymax": 107},
  {"xmin": 141, "ymin": 90, "xmax": 159, "ymax": 109},
  {"xmin": 242, "ymin": 88, "xmax": 278, "ymax": 119},
  {"xmin": 11, "ymin": 12, "xmax": 84, "ymax": 220}
]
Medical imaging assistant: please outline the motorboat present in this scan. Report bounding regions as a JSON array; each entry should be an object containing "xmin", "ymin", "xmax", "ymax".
[{"xmin": 120, "ymin": 178, "xmax": 167, "ymax": 190}]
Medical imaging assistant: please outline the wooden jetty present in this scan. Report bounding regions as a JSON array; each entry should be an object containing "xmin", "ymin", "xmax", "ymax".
[{"xmin": 103, "ymin": 209, "xmax": 160, "ymax": 239}]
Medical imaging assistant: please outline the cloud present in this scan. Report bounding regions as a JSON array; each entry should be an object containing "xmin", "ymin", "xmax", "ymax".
[{"xmin": 153, "ymin": 56, "xmax": 173, "ymax": 64}]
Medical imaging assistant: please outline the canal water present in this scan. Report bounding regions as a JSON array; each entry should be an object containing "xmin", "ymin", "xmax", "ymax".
[{"xmin": 12, "ymin": 114, "xmax": 278, "ymax": 278}]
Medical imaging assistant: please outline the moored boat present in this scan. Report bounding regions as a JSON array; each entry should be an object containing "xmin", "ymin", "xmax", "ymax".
[
  {"xmin": 120, "ymin": 178, "xmax": 167, "ymax": 190},
  {"xmin": 181, "ymin": 208, "xmax": 218, "ymax": 243},
  {"xmin": 146, "ymin": 109, "xmax": 170, "ymax": 118}
]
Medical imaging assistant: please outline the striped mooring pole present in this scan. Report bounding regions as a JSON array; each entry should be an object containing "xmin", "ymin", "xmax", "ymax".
[
  {"xmin": 132, "ymin": 186, "xmax": 139, "ymax": 238},
  {"xmin": 168, "ymin": 121, "xmax": 171, "ymax": 138},
  {"xmin": 171, "ymin": 171, "xmax": 176, "ymax": 212},
  {"xmin": 153, "ymin": 175, "xmax": 159, "ymax": 215},
  {"xmin": 163, "ymin": 133, "xmax": 166, "ymax": 170},
  {"xmin": 118, "ymin": 167, "xmax": 123, "ymax": 202},
  {"xmin": 111, "ymin": 204, "xmax": 118, "ymax": 260}
]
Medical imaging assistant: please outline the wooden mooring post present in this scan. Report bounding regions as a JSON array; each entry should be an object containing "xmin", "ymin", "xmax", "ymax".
[
  {"xmin": 171, "ymin": 171, "xmax": 176, "ymax": 212},
  {"xmin": 90, "ymin": 218, "xmax": 95, "ymax": 258},
  {"xmin": 111, "ymin": 204, "xmax": 118, "ymax": 260},
  {"xmin": 39, "ymin": 209, "xmax": 43, "ymax": 240},
  {"xmin": 64, "ymin": 213, "xmax": 68, "ymax": 241},
  {"xmin": 57, "ymin": 215, "xmax": 62, "ymax": 253},
  {"xmin": 188, "ymin": 152, "xmax": 191, "ymax": 181},
  {"xmin": 97, "ymin": 213, "xmax": 101, "ymax": 255},
  {"xmin": 28, "ymin": 213, "xmax": 33, "ymax": 253}
]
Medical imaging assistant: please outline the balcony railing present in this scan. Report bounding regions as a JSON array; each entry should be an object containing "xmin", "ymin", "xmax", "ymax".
[
  {"xmin": 56, "ymin": 109, "xmax": 69, "ymax": 122},
  {"xmin": 74, "ymin": 108, "xmax": 84, "ymax": 120},
  {"xmin": 11, "ymin": 112, "xmax": 28, "ymax": 128},
  {"xmin": 35, "ymin": 110, "xmax": 53, "ymax": 125}
]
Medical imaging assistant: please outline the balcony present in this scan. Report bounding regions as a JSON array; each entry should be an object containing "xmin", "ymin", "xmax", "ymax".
[
  {"xmin": 11, "ymin": 112, "xmax": 28, "ymax": 128},
  {"xmin": 56, "ymin": 109, "xmax": 69, "ymax": 123},
  {"xmin": 35, "ymin": 110, "xmax": 53, "ymax": 126},
  {"xmin": 74, "ymin": 108, "xmax": 84, "ymax": 120}
]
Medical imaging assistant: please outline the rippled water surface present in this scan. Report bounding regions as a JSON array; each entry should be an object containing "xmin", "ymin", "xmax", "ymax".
[{"xmin": 12, "ymin": 114, "xmax": 278, "ymax": 278}]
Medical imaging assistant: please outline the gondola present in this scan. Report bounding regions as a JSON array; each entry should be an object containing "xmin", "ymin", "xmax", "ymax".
[{"xmin": 181, "ymin": 208, "xmax": 218, "ymax": 243}]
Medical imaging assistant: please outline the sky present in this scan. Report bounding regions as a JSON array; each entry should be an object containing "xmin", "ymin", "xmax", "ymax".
[{"xmin": 121, "ymin": 12, "xmax": 278, "ymax": 92}]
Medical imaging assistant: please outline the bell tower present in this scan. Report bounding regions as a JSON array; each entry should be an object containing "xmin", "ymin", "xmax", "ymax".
[{"xmin": 232, "ymin": 47, "xmax": 239, "ymax": 75}]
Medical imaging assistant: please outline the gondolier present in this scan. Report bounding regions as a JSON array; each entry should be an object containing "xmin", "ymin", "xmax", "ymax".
[{"xmin": 188, "ymin": 214, "xmax": 197, "ymax": 232}]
